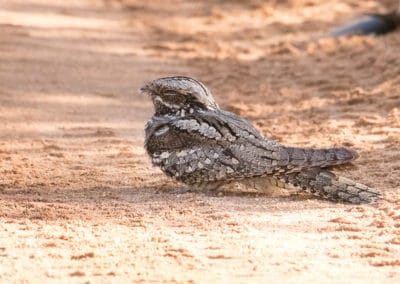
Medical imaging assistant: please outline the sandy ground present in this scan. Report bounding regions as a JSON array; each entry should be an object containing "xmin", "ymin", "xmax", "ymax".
[{"xmin": 0, "ymin": 0, "xmax": 400, "ymax": 282}]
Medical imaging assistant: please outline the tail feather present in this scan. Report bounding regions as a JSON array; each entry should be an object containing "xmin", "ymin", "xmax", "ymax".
[
  {"xmin": 285, "ymin": 146, "xmax": 359, "ymax": 169},
  {"xmin": 277, "ymin": 168, "xmax": 380, "ymax": 204}
]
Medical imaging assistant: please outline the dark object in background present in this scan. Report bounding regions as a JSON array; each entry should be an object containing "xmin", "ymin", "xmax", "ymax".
[{"xmin": 330, "ymin": 12, "xmax": 400, "ymax": 37}]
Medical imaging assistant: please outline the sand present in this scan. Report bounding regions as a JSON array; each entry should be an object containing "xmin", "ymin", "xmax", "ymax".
[{"xmin": 0, "ymin": 0, "xmax": 399, "ymax": 282}]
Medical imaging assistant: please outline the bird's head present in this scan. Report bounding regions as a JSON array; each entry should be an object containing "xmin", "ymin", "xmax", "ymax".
[{"xmin": 140, "ymin": 76, "xmax": 219, "ymax": 116}]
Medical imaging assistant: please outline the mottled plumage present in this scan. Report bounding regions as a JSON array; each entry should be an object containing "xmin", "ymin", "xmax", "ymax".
[{"xmin": 143, "ymin": 76, "xmax": 380, "ymax": 204}]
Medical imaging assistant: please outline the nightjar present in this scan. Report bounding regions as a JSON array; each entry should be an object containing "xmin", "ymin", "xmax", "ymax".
[{"xmin": 142, "ymin": 76, "xmax": 380, "ymax": 204}]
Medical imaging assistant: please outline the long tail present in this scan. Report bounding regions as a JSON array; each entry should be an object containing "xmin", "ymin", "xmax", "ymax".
[
  {"xmin": 276, "ymin": 169, "xmax": 380, "ymax": 204},
  {"xmin": 284, "ymin": 146, "xmax": 359, "ymax": 169}
]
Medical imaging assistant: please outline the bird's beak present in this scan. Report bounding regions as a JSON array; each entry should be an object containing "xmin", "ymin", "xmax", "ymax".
[{"xmin": 139, "ymin": 84, "xmax": 152, "ymax": 96}]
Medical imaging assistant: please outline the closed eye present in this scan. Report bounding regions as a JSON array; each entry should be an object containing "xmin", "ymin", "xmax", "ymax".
[
  {"xmin": 163, "ymin": 90, "xmax": 180, "ymax": 96},
  {"xmin": 162, "ymin": 91, "xmax": 187, "ymax": 104}
]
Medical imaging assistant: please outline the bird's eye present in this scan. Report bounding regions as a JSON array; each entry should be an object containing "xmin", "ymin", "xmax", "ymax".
[
  {"xmin": 163, "ymin": 90, "xmax": 178, "ymax": 96},
  {"xmin": 160, "ymin": 90, "xmax": 187, "ymax": 106}
]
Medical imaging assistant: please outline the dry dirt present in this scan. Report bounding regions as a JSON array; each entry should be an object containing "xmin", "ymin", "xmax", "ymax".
[{"xmin": 1, "ymin": 0, "xmax": 400, "ymax": 283}]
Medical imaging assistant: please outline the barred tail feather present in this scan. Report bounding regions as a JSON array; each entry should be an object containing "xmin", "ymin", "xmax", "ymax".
[
  {"xmin": 285, "ymin": 146, "xmax": 359, "ymax": 169},
  {"xmin": 278, "ymin": 169, "xmax": 380, "ymax": 204}
]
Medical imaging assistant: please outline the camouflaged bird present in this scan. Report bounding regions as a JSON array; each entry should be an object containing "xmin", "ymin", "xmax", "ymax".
[{"xmin": 142, "ymin": 76, "xmax": 380, "ymax": 204}]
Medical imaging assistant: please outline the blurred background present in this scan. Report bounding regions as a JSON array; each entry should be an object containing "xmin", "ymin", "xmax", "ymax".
[{"xmin": 0, "ymin": 0, "xmax": 399, "ymax": 283}]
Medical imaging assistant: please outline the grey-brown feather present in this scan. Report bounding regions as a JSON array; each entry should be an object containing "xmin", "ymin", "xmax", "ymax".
[{"xmin": 143, "ymin": 76, "xmax": 380, "ymax": 204}]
